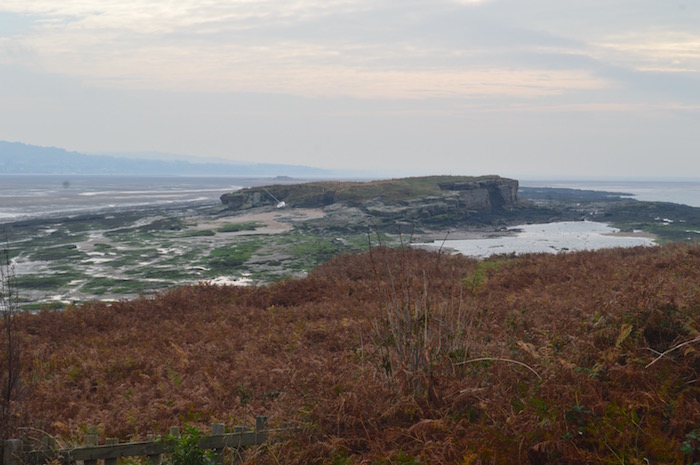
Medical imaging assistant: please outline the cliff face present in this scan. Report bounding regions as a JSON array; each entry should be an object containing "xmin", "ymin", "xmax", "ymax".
[
  {"xmin": 220, "ymin": 183, "xmax": 339, "ymax": 210},
  {"xmin": 220, "ymin": 176, "xmax": 519, "ymax": 219},
  {"xmin": 438, "ymin": 178, "xmax": 519, "ymax": 213}
]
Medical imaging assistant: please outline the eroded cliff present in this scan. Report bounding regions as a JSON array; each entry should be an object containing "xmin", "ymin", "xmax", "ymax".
[{"xmin": 220, "ymin": 176, "xmax": 519, "ymax": 224}]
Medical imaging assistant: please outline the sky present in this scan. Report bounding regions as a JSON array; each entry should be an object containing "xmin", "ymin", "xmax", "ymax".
[{"xmin": 1, "ymin": 0, "xmax": 699, "ymax": 179}]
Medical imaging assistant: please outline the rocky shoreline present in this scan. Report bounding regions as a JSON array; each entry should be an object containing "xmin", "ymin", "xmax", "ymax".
[{"xmin": 4, "ymin": 177, "xmax": 700, "ymax": 306}]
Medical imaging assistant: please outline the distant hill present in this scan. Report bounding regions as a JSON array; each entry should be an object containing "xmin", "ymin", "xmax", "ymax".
[{"xmin": 0, "ymin": 141, "xmax": 330, "ymax": 177}]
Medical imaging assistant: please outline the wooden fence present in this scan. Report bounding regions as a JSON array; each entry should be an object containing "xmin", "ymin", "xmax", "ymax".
[{"xmin": 3, "ymin": 417, "xmax": 269, "ymax": 465}]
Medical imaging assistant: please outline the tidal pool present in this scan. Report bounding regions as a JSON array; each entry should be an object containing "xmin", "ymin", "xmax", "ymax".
[{"xmin": 417, "ymin": 221, "xmax": 655, "ymax": 258}]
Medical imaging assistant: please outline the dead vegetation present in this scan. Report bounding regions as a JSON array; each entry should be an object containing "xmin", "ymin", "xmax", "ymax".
[{"xmin": 5, "ymin": 244, "xmax": 700, "ymax": 464}]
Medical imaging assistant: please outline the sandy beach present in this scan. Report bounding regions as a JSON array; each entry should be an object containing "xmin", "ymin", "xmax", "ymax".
[{"xmin": 193, "ymin": 208, "xmax": 326, "ymax": 234}]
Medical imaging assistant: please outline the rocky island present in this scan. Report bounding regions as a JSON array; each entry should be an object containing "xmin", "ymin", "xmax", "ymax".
[
  {"xmin": 221, "ymin": 175, "xmax": 519, "ymax": 215},
  {"xmin": 220, "ymin": 175, "xmax": 523, "ymax": 234},
  {"xmin": 220, "ymin": 175, "xmax": 700, "ymax": 242}
]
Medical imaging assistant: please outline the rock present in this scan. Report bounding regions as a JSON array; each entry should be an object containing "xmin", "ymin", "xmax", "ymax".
[
  {"xmin": 438, "ymin": 178, "xmax": 519, "ymax": 213},
  {"xmin": 220, "ymin": 176, "xmax": 520, "ymax": 223}
]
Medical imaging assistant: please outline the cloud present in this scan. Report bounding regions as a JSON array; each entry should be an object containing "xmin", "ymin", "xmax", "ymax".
[
  {"xmin": 449, "ymin": 0, "xmax": 493, "ymax": 4},
  {"xmin": 595, "ymin": 32, "xmax": 700, "ymax": 73},
  {"xmin": 3, "ymin": 0, "xmax": 700, "ymax": 182},
  {"xmin": 0, "ymin": 0, "xmax": 617, "ymax": 100},
  {"xmin": 1, "ymin": 35, "xmax": 608, "ymax": 98},
  {"xmin": 0, "ymin": 0, "xmax": 378, "ymax": 34}
]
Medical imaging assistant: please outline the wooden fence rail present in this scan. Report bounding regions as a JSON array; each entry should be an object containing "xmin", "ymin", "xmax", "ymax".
[{"xmin": 3, "ymin": 417, "xmax": 269, "ymax": 465}]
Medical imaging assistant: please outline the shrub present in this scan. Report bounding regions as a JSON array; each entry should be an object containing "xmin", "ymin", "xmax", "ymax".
[
  {"xmin": 164, "ymin": 425, "xmax": 215, "ymax": 465},
  {"xmin": 368, "ymin": 246, "xmax": 475, "ymax": 397},
  {"xmin": 1, "ymin": 240, "xmax": 22, "ymax": 444}
]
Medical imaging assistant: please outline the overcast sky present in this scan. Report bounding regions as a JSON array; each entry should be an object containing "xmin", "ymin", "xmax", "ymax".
[{"xmin": 1, "ymin": 1, "xmax": 699, "ymax": 179}]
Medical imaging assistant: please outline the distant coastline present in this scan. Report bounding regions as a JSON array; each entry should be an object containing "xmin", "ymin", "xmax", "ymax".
[
  {"xmin": 520, "ymin": 179, "xmax": 700, "ymax": 208},
  {"xmin": 0, "ymin": 140, "xmax": 331, "ymax": 177}
]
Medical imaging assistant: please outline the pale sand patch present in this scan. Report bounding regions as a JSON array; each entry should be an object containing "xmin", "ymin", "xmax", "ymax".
[{"xmin": 192, "ymin": 208, "xmax": 326, "ymax": 235}]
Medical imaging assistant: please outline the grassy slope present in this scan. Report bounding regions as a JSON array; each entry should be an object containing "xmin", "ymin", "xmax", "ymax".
[
  {"xmin": 247, "ymin": 175, "xmax": 499, "ymax": 205},
  {"xmin": 330, "ymin": 176, "xmax": 491, "ymax": 203},
  {"xmin": 9, "ymin": 244, "xmax": 700, "ymax": 464}
]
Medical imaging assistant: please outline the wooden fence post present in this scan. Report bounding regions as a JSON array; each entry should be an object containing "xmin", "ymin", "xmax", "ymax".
[
  {"xmin": 84, "ymin": 433, "xmax": 98, "ymax": 465},
  {"xmin": 41, "ymin": 436, "xmax": 56, "ymax": 453},
  {"xmin": 3, "ymin": 439, "xmax": 22, "ymax": 465},
  {"xmin": 36, "ymin": 436, "xmax": 57, "ymax": 464},
  {"xmin": 147, "ymin": 435, "xmax": 162, "ymax": 465},
  {"xmin": 211, "ymin": 424, "xmax": 225, "ymax": 464},
  {"xmin": 255, "ymin": 416, "xmax": 268, "ymax": 442},
  {"xmin": 104, "ymin": 438, "xmax": 119, "ymax": 465}
]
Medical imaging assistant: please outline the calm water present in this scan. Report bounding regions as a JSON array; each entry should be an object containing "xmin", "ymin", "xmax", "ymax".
[
  {"xmin": 520, "ymin": 179, "xmax": 700, "ymax": 207},
  {"xmin": 0, "ymin": 175, "xmax": 244, "ymax": 222},
  {"xmin": 419, "ymin": 221, "xmax": 655, "ymax": 258},
  {"xmin": 419, "ymin": 178, "xmax": 697, "ymax": 257}
]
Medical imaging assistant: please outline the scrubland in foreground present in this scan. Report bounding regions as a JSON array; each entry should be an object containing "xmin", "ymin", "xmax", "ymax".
[{"xmin": 5, "ymin": 244, "xmax": 700, "ymax": 464}]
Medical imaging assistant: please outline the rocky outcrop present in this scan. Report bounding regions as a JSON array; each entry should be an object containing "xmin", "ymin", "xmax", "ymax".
[
  {"xmin": 220, "ymin": 183, "xmax": 338, "ymax": 210},
  {"xmin": 220, "ymin": 176, "xmax": 519, "ymax": 220},
  {"xmin": 438, "ymin": 178, "xmax": 519, "ymax": 213}
]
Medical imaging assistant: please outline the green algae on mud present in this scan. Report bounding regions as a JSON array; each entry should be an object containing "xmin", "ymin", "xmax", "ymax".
[{"xmin": 3, "ymin": 202, "xmax": 383, "ymax": 306}]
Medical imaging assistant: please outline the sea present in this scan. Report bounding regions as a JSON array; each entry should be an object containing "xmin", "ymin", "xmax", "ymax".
[
  {"xmin": 1, "ymin": 175, "xmax": 699, "ymax": 257},
  {"xmin": 0, "ymin": 175, "xmax": 245, "ymax": 222},
  {"xmin": 520, "ymin": 179, "xmax": 700, "ymax": 208}
]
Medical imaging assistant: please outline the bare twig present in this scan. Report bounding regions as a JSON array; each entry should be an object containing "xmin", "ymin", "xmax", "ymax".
[
  {"xmin": 1, "ymin": 233, "xmax": 22, "ymax": 442},
  {"xmin": 645, "ymin": 335, "xmax": 700, "ymax": 369},
  {"xmin": 456, "ymin": 357, "xmax": 542, "ymax": 380},
  {"xmin": 437, "ymin": 230, "xmax": 450, "ymax": 255}
]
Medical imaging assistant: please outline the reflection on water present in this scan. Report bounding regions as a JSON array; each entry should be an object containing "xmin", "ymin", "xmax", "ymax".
[{"xmin": 416, "ymin": 221, "xmax": 655, "ymax": 258}]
